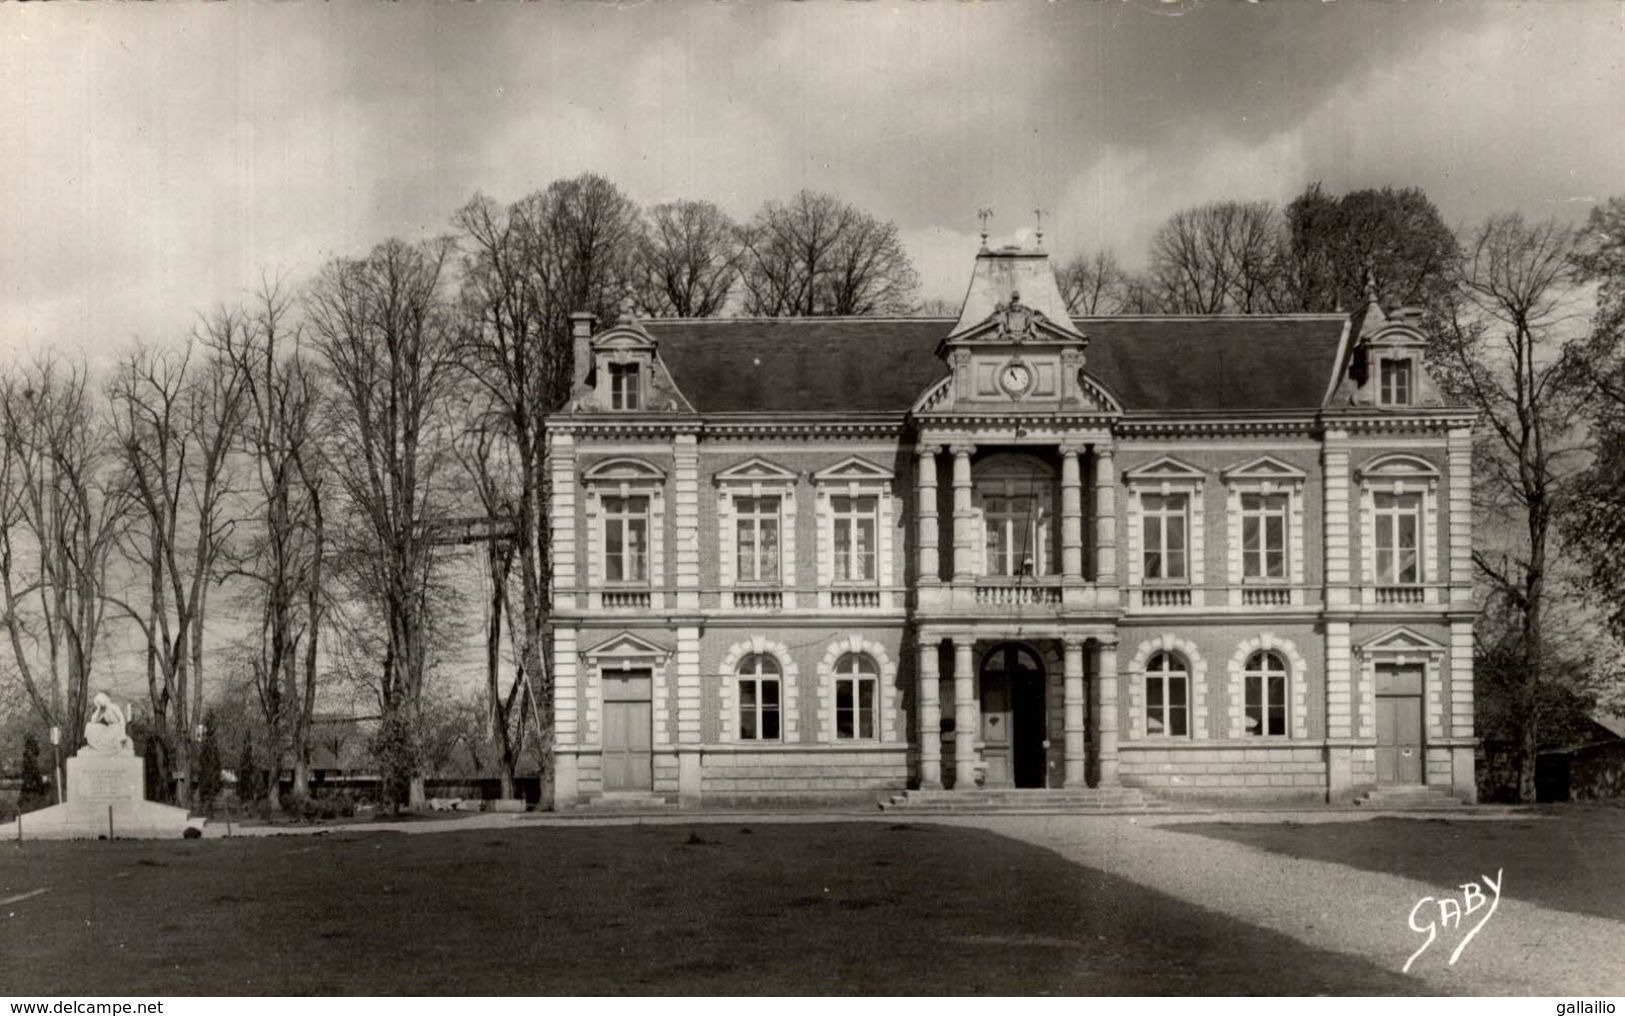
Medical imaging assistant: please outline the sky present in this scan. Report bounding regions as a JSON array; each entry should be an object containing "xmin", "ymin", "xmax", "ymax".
[{"xmin": 3, "ymin": 1, "xmax": 1624, "ymax": 360}]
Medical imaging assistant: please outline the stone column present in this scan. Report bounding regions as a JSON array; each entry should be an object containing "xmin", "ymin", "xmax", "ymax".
[
  {"xmin": 1063, "ymin": 637, "xmax": 1086, "ymax": 786},
  {"xmin": 1059, "ymin": 445, "xmax": 1084, "ymax": 580},
  {"xmin": 1095, "ymin": 637, "xmax": 1120, "ymax": 786},
  {"xmin": 951, "ymin": 444, "xmax": 977, "ymax": 581},
  {"xmin": 1093, "ymin": 445, "xmax": 1117, "ymax": 585},
  {"xmin": 917, "ymin": 637, "xmax": 942, "ymax": 789},
  {"xmin": 916, "ymin": 446, "xmax": 941, "ymax": 584},
  {"xmin": 953, "ymin": 635, "xmax": 978, "ymax": 789}
]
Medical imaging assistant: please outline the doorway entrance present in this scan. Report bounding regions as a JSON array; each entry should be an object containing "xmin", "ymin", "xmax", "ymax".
[
  {"xmin": 980, "ymin": 643, "xmax": 1048, "ymax": 788},
  {"xmin": 1375, "ymin": 663, "xmax": 1424, "ymax": 785},
  {"xmin": 602, "ymin": 669, "xmax": 653, "ymax": 793}
]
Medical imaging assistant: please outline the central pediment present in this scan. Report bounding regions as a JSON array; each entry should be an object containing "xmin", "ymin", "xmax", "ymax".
[{"xmin": 915, "ymin": 242, "xmax": 1115, "ymax": 417}]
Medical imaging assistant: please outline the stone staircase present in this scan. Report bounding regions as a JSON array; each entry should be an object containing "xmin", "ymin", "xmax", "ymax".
[
  {"xmin": 1353, "ymin": 785, "xmax": 1466, "ymax": 810},
  {"xmin": 880, "ymin": 786, "xmax": 1173, "ymax": 814},
  {"xmin": 567, "ymin": 792, "xmax": 676, "ymax": 813}
]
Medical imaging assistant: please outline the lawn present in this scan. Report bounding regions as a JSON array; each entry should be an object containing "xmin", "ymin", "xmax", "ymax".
[
  {"xmin": 1169, "ymin": 806, "xmax": 1625, "ymax": 924},
  {"xmin": 0, "ymin": 821, "xmax": 1422, "ymax": 995}
]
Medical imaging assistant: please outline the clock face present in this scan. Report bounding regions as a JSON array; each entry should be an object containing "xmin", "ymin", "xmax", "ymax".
[{"xmin": 1000, "ymin": 362, "xmax": 1032, "ymax": 396}]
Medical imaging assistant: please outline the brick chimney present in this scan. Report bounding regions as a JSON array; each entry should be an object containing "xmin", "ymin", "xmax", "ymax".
[{"xmin": 569, "ymin": 311, "xmax": 596, "ymax": 390}]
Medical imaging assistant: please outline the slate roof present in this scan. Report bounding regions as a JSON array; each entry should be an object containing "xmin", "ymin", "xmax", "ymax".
[{"xmin": 642, "ymin": 315, "xmax": 1350, "ymax": 415}]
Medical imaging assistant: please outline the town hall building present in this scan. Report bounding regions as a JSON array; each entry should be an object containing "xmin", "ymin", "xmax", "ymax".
[{"xmin": 545, "ymin": 241, "xmax": 1479, "ymax": 808}]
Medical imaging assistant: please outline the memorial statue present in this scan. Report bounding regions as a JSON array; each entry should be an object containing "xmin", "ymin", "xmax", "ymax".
[{"xmin": 83, "ymin": 693, "xmax": 132, "ymax": 755}]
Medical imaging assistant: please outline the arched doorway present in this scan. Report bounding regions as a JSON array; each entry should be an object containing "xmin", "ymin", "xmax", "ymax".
[{"xmin": 979, "ymin": 642, "xmax": 1047, "ymax": 788}]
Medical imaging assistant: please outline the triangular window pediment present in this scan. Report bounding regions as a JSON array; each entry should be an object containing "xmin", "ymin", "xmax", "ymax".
[
  {"xmin": 813, "ymin": 456, "xmax": 894, "ymax": 484},
  {"xmin": 1123, "ymin": 456, "xmax": 1206, "ymax": 483},
  {"xmin": 581, "ymin": 631, "xmax": 672, "ymax": 665},
  {"xmin": 1222, "ymin": 454, "xmax": 1308, "ymax": 484},
  {"xmin": 1357, "ymin": 626, "xmax": 1448, "ymax": 656},
  {"xmin": 715, "ymin": 457, "xmax": 798, "ymax": 486}
]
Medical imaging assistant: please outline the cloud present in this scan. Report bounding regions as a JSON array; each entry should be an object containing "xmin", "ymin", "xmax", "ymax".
[{"xmin": 1, "ymin": 2, "xmax": 1621, "ymax": 357}]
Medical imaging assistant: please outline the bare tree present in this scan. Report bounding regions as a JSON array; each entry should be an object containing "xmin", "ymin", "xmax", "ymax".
[
  {"xmin": 105, "ymin": 330, "xmax": 246, "ymax": 806},
  {"xmin": 738, "ymin": 190, "xmax": 919, "ymax": 316},
  {"xmin": 1056, "ymin": 248, "xmax": 1133, "ymax": 315},
  {"xmin": 633, "ymin": 199, "xmax": 740, "ymax": 317},
  {"xmin": 213, "ymin": 280, "xmax": 328, "ymax": 810},
  {"xmin": 453, "ymin": 193, "xmax": 564, "ymax": 809},
  {"xmin": 1430, "ymin": 213, "xmax": 1590, "ymax": 802},
  {"xmin": 1282, "ymin": 183, "xmax": 1460, "ymax": 314},
  {"xmin": 0, "ymin": 358, "xmax": 130, "ymax": 742},
  {"xmin": 308, "ymin": 237, "xmax": 460, "ymax": 810},
  {"xmin": 1145, "ymin": 201, "xmax": 1286, "ymax": 314},
  {"xmin": 453, "ymin": 424, "xmax": 529, "ymax": 801}
]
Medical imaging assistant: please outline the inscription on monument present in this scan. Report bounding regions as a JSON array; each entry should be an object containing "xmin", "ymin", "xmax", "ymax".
[{"xmin": 79, "ymin": 767, "xmax": 133, "ymax": 801}]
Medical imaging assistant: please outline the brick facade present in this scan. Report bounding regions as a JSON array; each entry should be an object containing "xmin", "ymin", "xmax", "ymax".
[{"xmin": 547, "ymin": 246, "xmax": 1479, "ymax": 806}]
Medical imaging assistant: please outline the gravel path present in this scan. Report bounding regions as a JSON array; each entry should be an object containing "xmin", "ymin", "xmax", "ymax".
[{"xmin": 933, "ymin": 813, "xmax": 1625, "ymax": 996}]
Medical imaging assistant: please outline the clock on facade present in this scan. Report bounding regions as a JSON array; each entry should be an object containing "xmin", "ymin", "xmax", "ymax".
[{"xmin": 999, "ymin": 361, "xmax": 1033, "ymax": 398}]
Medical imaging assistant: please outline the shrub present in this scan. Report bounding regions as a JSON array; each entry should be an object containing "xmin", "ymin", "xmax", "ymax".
[
  {"xmin": 18, "ymin": 733, "xmax": 48, "ymax": 812},
  {"xmin": 370, "ymin": 711, "xmax": 418, "ymax": 813},
  {"xmin": 286, "ymin": 791, "xmax": 357, "ymax": 823},
  {"xmin": 195, "ymin": 712, "xmax": 223, "ymax": 811},
  {"xmin": 236, "ymin": 736, "xmax": 264, "ymax": 806}
]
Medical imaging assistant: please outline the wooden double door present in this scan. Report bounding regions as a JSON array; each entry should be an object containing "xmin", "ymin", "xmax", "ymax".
[
  {"xmin": 1375, "ymin": 664, "xmax": 1424, "ymax": 785},
  {"xmin": 602, "ymin": 670, "xmax": 653, "ymax": 792},
  {"xmin": 980, "ymin": 643, "xmax": 1048, "ymax": 788}
]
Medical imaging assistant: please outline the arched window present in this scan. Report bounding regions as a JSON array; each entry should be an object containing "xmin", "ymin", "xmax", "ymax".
[
  {"xmin": 737, "ymin": 654, "xmax": 782, "ymax": 741},
  {"xmin": 1144, "ymin": 652, "xmax": 1189, "ymax": 737},
  {"xmin": 973, "ymin": 455, "xmax": 1056, "ymax": 577},
  {"xmin": 834, "ymin": 653, "xmax": 878, "ymax": 740},
  {"xmin": 1244, "ymin": 651, "xmax": 1288, "ymax": 737}
]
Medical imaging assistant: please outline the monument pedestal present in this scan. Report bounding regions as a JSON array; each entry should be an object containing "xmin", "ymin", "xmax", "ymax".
[{"xmin": 12, "ymin": 751, "xmax": 199, "ymax": 840}]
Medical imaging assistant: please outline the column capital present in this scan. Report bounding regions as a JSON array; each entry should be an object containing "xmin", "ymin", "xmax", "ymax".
[
  {"xmin": 916, "ymin": 443, "xmax": 944, "ymax": 458},
  {"xmin": 1092, "ymin": 635, "xmax": 1120, "ymax": 650},
  {"xmin": 1061, "ymin": 636, "xmax": 1086, "ymax": 652},
  {"xmin": 1057, "ymin": 442, "xmax": 1086, "ymax": 458},
  {"xmin": 948, "ymin": 442, "xmax": 977, "ymax": 458},
  {"xmin": 950, "ymin": 631, "xmax": 980, "ymax": 648},
  {"xmin": 1094, "ymin": 443, "xmax": 1115, "ymax": 460}
]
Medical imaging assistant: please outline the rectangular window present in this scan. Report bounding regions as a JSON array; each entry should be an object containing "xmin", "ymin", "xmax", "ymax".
[
  {"xmin": 1373, "ymin": 492, "xmax": 1422, "ymax": 584},
  {"xmin": 835, "ymin": 676, "xmax": 876, "ymax": 740},
  {"xmin": 1379, "ymin": 359, "xmax": 1412, "ymax": 406},
  {"xmin": 609, "ymin": 363, "xmax": 640, "ymax": 410},
  {"xmin": 1245, "ymin": 675, "xmax": 1287, "ymax": 736},
  {"xmin": 982, "ymin": 494, "xmax": 1054, "ymax": 577},
  {"xmin": 1241, "ymin": 492, "xmax": 1289, "ymax": 580},
  {"xmin": 738, "ymin": 677, "xmax": 781, "ymax": 741},
  {"xmin": 1141, "ymin": 493, "xmax": 1189, "ymax": 581},
  {"xmin": 734, "ymin": 496, "xmax": 781, "ymax": 584},
  {"xmin": 832, "ymin": 495, "xmax": 878, "ymax": 582},
  {"xmin": 1145, "ymin": 674, "xmax": 1189, "ymax": 736},
  {"xmin": 602, "ymin": 495, "xmax": 649, "ymax": 583}
]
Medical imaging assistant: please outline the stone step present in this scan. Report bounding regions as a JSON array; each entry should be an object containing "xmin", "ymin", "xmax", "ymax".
[
  {"xmin": 570, "ymin": 793, "xmax": 676, "ymax": 811},
  {"xmin": 880, "ymin": 787, "xmax": 1171, "ymax": 814},
  {"xmin": 1354, "ymin": 786, "xmax": 1465, "ymax": 809}
]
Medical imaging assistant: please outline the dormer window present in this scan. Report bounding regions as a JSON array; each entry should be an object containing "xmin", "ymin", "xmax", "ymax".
[
  {"xmin": 609, "ymin": 362, "xmax": 641, "ymax": 410},
  {"xmin": 1379, "ymin": 358, "xmax": 1412, "ymax": 406}
]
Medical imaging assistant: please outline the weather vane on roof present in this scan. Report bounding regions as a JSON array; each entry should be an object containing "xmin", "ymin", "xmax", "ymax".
[
  {"xmin": 977, "ymin": 208, "xmax": 993, "ymax": 251},
  {"xmin": 1033, "ymin": 207, "xmax": 1046, "ymax": 249}
]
